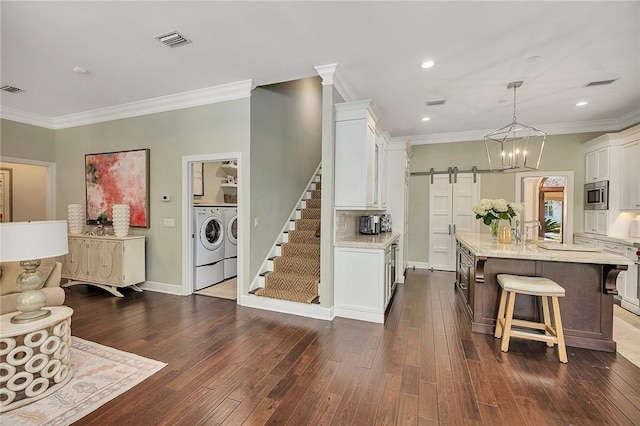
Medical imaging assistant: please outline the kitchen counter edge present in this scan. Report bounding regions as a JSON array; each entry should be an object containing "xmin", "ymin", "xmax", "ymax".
[
  {"xmin": 456, "ymin": 232, "xmax": 632, "ymax": 265},
  {"xmin": 335, "ymin": 232, "xmax": 400, "ymax": 249}
]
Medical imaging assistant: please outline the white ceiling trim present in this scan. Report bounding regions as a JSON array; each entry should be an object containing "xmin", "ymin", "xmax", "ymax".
[
  {"xmin": 0, "ymin": 80, "xmax": 253, "ymax": 130},
  {"xmin": 408, "ymin": 115, "xmax": 640, "ymax": 146},
  {"xmin": 53, "ymin": 79, "xmax": 253, "ymax": 129},
  {"xmin": 0, "ymin": 107, "xmax": 56, "ymax": 129}
]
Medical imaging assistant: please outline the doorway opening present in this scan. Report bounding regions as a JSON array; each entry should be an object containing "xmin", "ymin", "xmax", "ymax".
[
  {"xmin": 182, "ymin": 153, "xmax": 242, "ymax": 301},
  {"xmin": 0, "ymin": 157, "xmax": 56, "ymax": 221}
]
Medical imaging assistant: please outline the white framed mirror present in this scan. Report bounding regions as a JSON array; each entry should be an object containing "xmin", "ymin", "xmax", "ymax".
[{"xmin": 515, "ymin": 171, "xmax": 574, "ymax": 244}]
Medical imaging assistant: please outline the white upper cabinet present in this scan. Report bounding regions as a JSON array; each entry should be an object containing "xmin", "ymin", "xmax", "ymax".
[
  {"xmin": 585, "ymin": 147, "xmax": 609, "ymax": 182},
  {"xmin": 335, "ymin": 100, "xmax": 385, "ymax": 210},
  {"xmin": 621, "ymin": 138, "xmax": 640, "ymax": 211}
]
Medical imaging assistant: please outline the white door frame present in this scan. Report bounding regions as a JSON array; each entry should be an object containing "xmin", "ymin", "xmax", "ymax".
[
  {"xmin": 514, "ymin": 171, "xmax": 574, "ymax": 244},
  {"xmin": 182, "ymin": 153, "xmax": 242, "ymax": 299},
  {"xmin": 0, "ymin": 155, "xmax": 57, "ymax": 220}
]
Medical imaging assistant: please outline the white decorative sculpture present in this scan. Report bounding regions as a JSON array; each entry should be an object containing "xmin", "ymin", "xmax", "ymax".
[
  {"xmin": 67, "ymin": 204, "xmax": 85, "ymax": 234},
  {"xmin": 112, "ymin": 204, "xmax": 130, "ymax": 237}
]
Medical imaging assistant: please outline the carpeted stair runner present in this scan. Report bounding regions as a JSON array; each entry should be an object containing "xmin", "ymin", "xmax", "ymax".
[{"xmin": 256, "ymin": 178, "xmax": 321, "ymax": 304}]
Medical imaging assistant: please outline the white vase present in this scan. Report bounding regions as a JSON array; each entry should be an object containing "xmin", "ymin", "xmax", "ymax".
[
  {"xmin": 67, "ymin": 204, "xmax": 85, "ymax": 234},
  {"xmin": 112, "ymin": 204, "xmax": 130, "ymax": 237}
]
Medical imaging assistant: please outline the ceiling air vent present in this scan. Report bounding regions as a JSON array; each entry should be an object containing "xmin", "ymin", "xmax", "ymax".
[
  {"xmin": 154, "ymin": 30, "xmax": 191, "ymax": 48},
  {"xmin": 425, "ymin": 99, "xmax": 446, "ymax": 106},
  {"xmin": 586, "ymin": 79, "xmax": 618, "ymax": 87},
  {"xmin": 1, "ymin": 85, "xmax": 24, "ymax": 93}
]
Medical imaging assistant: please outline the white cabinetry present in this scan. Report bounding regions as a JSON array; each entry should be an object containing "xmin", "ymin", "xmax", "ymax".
[
  {"xmin": 582, "ymin": 133, "xmax": 622, "ymax": 236},
  {"xmin": 429, "ymin": 173, "xmax": 481, "ymax": 271},
  {"xmin": 585, "ymin": 147, "xmax": 610, "ymax": 182},
  {"xmin": 385, "ymin": 140, "xmax": 410, "ymax": 283},
  {"xmin": 574, "ymin": 234, "xmax": 639, "ymax": 314},
  {"xmin": 62, "ymin": 235, "xmax": 146, "ymax": 297},
  {"xmin": 334, "ymin": 241, "xmax": 397, "ymax": 323},
  {"xmin": 335, "ymin": 100, "xmax": 384, "ymax": 210},
  {"xmin": 621, "ymin": 139, "xmax": 640, "ymax": 211},
  {"xmin": 584, "ymin": 211, "xmax": 608, "ymax": 235}
]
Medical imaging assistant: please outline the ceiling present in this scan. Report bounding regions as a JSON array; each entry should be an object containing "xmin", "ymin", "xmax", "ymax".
[{"xmin": 1, "ymin": 1, "xmax": 639, "ymax": 144}]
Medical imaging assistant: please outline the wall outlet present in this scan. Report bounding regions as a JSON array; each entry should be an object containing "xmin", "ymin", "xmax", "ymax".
[
  {"xmin": 163, "ymin": 218, "xmax": 175, "ymax": 227},
  {"xmin": 254, "ymin": 217, "xmax": 259, "ymax": 227}
]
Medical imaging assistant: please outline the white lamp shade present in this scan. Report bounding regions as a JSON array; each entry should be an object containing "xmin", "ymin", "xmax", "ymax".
[{"xmin": 0, "ymin": 220, "xmax": 69, "ymax": 262}]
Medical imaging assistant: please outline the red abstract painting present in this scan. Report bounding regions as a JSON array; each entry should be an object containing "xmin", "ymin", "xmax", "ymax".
[{"xmin": 85, "ymin": 149, "xmax": 150, "ymax": 228}]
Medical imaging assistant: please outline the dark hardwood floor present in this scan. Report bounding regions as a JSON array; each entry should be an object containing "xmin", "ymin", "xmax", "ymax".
[{"xmin": 64, "ymin": 270, "xmax": 640, "ymax": 425}]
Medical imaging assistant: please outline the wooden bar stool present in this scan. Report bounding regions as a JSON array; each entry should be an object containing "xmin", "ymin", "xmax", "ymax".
[{"xmin": 494, "ymin": 274, "xmax": 568, "ymax": 363}]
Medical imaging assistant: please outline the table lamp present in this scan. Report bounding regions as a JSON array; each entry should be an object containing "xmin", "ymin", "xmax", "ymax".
[{"xmin": 0, "ymin": 220, "xmax": 69, "ymax": 323}]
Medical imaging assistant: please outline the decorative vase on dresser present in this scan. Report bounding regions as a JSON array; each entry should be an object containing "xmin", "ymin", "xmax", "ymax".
[
  {"xmin": 67, "ymin": 204, "xmax": 85, "ymax": 234},
  {"xmin": 112, "ymin": 204, "xmax": 130, "ymax": 237}
]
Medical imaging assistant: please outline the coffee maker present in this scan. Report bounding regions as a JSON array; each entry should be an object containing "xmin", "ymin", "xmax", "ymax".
[{"xmin": 359, "ymin": 215, "xmax": 380, "ymax": 235}]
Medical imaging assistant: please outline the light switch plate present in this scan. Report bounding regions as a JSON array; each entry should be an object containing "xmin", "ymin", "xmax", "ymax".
[{"xmin": 163, "ymin": 218, "xmax": 175, "ymax": 227}]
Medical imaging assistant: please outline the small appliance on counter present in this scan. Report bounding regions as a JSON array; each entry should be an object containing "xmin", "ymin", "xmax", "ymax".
[
  {"xmin": 360, "ymin": 215, "xmax": 380, "ymax": 235},
  {"xmin": 630, "ymin": 215, "xmax": 640, "ymax": 238},
  {"xmin": 380, "ymin": 214, "xmax": 392, "ymax": 233}
]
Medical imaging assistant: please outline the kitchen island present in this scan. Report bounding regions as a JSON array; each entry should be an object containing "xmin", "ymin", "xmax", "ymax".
[{"xmin": 455, "ymin": 232, "xmax": 632, "ymax": 352}]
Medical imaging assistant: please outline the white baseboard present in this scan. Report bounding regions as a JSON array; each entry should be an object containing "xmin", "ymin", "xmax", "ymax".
[
  {"xmin": 621, "ymin": 300, "xmax": 640, "ymax": 315},
  {"xmin": 139, "ymin": 281, "xmax": 186, "ymax": 296},
  {"xmin": 407, "ymin": 261, "xmax": 430, "ymax": 270},
  {"xmin": 334, "ymin": 307, "xmax": 384, "ymax": 324},
  {"xmin": 240, "ymin": 294, "xmax": 333, "ymax": 321}
]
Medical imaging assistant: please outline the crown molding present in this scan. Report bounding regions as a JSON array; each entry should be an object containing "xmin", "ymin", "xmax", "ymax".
[
  {"xmin": 0, "ymin": 80, "xmax": 253, "ymax": 130},
  {"xmin": 54, "ymin": 80, "xmax": 252, "ymax": 129},
  {"xmin": 314, "ymin": 63, "xmax": 337, "ymax": 85},
  {"xmin": 409, "ymin": 116, "xmax": 634, "ymax": 145},
  {"xmin": 0, "ymin": 107, "xmax": 56, "ymax": 129},
  {"xmin": 332, "ymin": 65, "xmax": 358, "ymax": 103}
]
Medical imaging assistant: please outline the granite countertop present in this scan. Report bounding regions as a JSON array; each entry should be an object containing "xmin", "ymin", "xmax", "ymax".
[
  {"xmin": 335, "ymin": 232, "xmax": 399, "ymax": 249},
  {"xmin": 574, "ymin": 233, "xmax": 640, "ymax": 248},
  {"xmin": 456, "ymin": 232, "xmax": 632, "ymax": 265}
]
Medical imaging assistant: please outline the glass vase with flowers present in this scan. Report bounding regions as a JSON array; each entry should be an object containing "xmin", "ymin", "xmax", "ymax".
[{"xmin": 472, "ymin": 199, "xmax": 522, "ymax": 242}]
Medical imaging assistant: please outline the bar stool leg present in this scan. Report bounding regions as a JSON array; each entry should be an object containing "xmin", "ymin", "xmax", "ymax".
[
  {"xmin": 551, "ymin": 296, "xmax": 568, "ymax": 363},
  {"xmin": 501, "ymin": 291, "xmax": 517, "ymax": 353},
  {"xmin": 541, "ymin": 295, "xmax": 554, "ymax": 348},
  {"xmin": 494, "ymin": 288, "xmax": 507, "ymax": 338}
]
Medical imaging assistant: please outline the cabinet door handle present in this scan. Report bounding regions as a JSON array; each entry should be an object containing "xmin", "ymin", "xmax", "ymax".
[
  {"xmin": 448, "ymin": 224, "xmax": 452, "ymax": 235},
  {"xmin": 453, "ymin": 224, "xmax": 456, "ymax": 234}
]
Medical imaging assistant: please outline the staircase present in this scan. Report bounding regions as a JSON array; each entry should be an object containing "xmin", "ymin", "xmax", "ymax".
[{"xmin": 254, "ymin": 173, "xmax": 321, "ymax": 304}]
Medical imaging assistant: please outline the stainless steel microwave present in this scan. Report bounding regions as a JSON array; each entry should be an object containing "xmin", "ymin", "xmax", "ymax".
[{"xmin": 584, "ymin": 180, "xmax": 609, "ymax": 210}]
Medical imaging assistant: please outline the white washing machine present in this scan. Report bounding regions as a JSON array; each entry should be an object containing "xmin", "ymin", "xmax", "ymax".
[
  {"xmin": 223, "ymin": 206, "xmax": 238, "ymax": 279},
  {"xmin": 194, "ymin": 206, "xmax": 225, "ymax": 290}
]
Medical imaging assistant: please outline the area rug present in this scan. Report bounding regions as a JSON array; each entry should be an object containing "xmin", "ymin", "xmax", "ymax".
[
  {"xmin": 3, "ymin": 337, "xmax": 166, "ymax": 425},
  {"xmin": 613, "ymin": 305, "xmax": 640, "ymax": 369},
  {"xmin": 194, "ymin": 277, "xmax": 237, "ymax": 300}
]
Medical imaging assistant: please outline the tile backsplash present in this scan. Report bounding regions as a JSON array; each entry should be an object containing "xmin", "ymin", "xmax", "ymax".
[{"xmin": 336, "ymin": 210, "xmax": 387, "ymax": 240}]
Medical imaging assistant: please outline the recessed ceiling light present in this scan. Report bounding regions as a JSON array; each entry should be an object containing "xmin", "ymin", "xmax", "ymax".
[
  {"xmin": 73, "ymin": 66, "xmax": 89, "ymax": 74},
  {"xmin": 421, "ymin": 117, "xmax": 431, "ymax": 122},
  {"xmin": 421, "ymin": 60, "xmax": 435, "ymax": 69},
  {"xmin": 576, "ymin": 101, "xmax": 588, "ymax": 107}
]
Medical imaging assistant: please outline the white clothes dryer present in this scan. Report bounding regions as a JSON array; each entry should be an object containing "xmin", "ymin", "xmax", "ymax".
[
  {"xmin": 223, "ymin": 207, "xmax": 238, "ymax": 279},
  {"xmin": 194, "ymin": 207, "xmax": 225, "ymax": 290}
]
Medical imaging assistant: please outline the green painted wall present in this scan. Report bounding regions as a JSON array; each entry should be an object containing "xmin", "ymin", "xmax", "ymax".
[
  {"xmin": 249, "ymin": 77, "xmax": 323, "ymax": 280},
  {"xmin": 54, "ymin": 100, "xmax": 251, "ymax": 289},
  {"xmin": 1, "ymin": 119, "xmax": 56, "ymax": 161},
  {"xmin": 407, "ymin": 132, "xmax": 605, "ymax": 264}
]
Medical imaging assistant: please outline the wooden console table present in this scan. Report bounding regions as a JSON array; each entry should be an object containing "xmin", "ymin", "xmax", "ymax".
[{"xmin": 62, "ymin": 235, "xmax": 146, "ymax": 297}]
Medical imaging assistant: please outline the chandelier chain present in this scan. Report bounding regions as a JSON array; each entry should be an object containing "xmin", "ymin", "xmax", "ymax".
[{"xmin": 512, "ymin": 85, "xmax": 517, "ymax": 122}]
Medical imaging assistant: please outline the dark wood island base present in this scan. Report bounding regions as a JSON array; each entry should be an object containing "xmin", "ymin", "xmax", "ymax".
[{"xmin": 455, "ymin": 235, "xmax": 629, "ymax": 353}]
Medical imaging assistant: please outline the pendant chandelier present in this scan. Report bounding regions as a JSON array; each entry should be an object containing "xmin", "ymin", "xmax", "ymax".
[{"xmin": 484, "ymin": 81, "xmax": 546, "ymax": 172}]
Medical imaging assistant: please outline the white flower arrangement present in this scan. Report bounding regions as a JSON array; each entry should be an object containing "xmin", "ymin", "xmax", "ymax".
[{"xmin": 473, "ymin": 198, "xmax": 522, "ymax": 226}]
